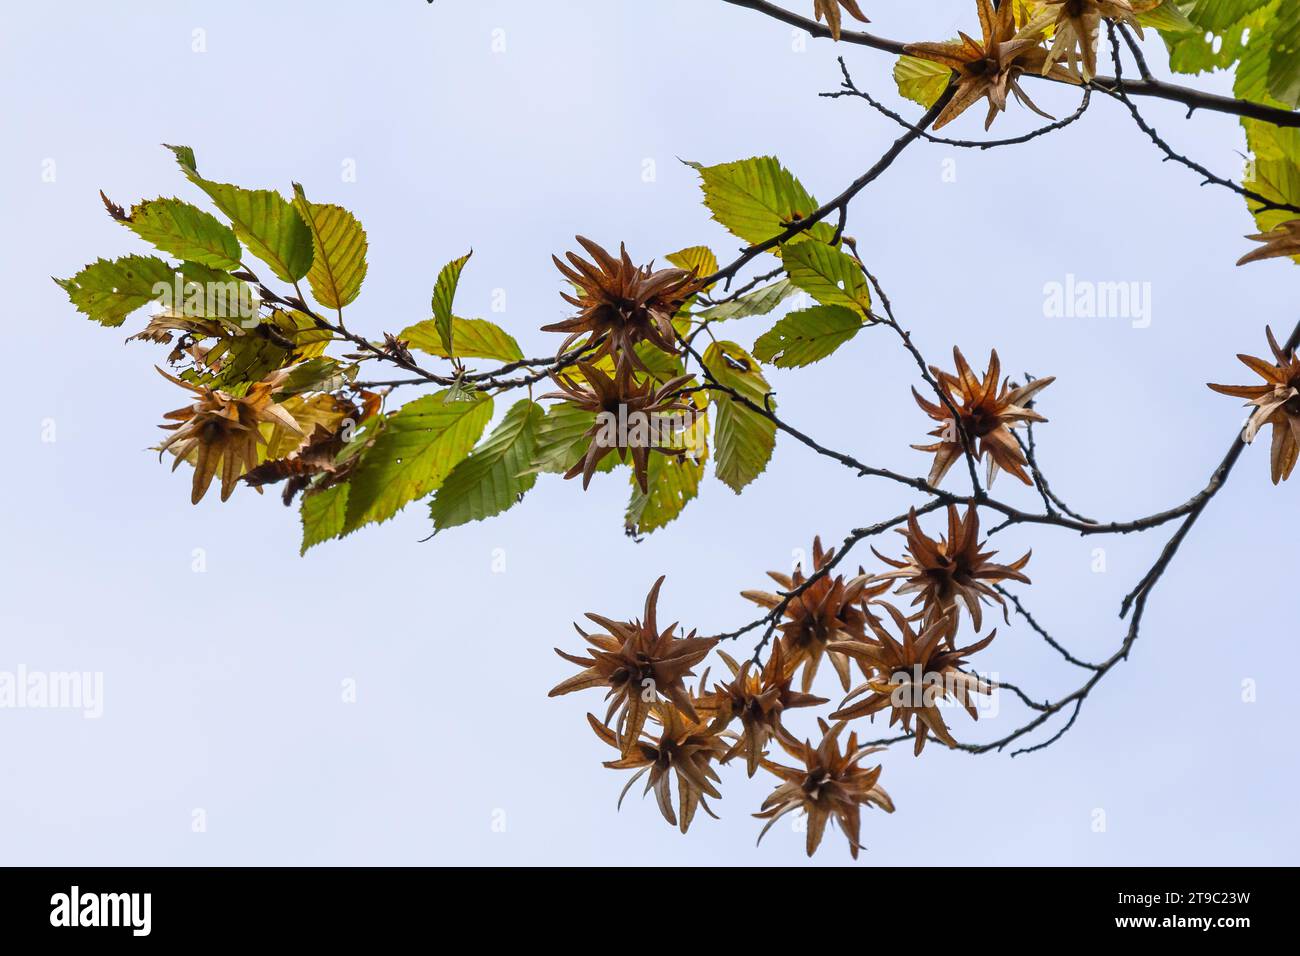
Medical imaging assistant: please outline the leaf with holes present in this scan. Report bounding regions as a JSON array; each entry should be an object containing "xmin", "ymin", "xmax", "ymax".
[
  {"xmin": 782, "ymin": 241, "xmax": 872, "ymax": 317},
  {"xmin": 54, "ymin": 255, "xmax": 174, "ymax": 327}
]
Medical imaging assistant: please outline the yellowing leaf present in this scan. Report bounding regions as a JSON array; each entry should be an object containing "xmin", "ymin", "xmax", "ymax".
[
  {"xmin": 167, "ymin": 144, "xmax": 313, "ymax": 284},
  {"xmin": 666, "ymin": 246, "xmax": 719, "ymax": 288},
  {"xmin": 401, "ymin": 316, "xmax": 524, "ymax": 362},
  {"xmin": 703, "ymin": 341, "xmax": 777, "ymax": 493},
  {"xmin": 292, "ymin": 183, "xmax": 368, "ymax": 309},
  {"xmin": 199, "ymin": 310, "xmax": 331, "ymax": 394},
  {"xmin": 625, "ymin": 453, "xmax": 705, "ymax": 536},
  {"xmin": 893, "ymin": 55, "xmax": 952, "ymax": 108},
  {"xmin": 1190, "ymin": 0, "xmax": 1271, "ymax": 33}
]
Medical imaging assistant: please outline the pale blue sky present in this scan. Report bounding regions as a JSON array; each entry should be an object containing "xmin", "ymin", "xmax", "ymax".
[{"xmin": 1, "ymin": 0, "xmax": 1295, "ymax": 865}]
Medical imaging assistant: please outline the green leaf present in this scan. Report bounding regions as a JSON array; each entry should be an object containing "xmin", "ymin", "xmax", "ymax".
[
  {"xmin": 300, "ymin": 484, "xmax": 350, "ymax": 554},
  {"xmin": 1267, "ymin": 1, "xmax": 1300, "ymax": 107},
  {"xmin": 291, "ymin": 183, "xmax": 368, "ymax": 309},
  {"xmin": 753, "ymin": 305, "xmax": 864, "ymax": 368},
  {"xmin": 781, "ymin": 241, "xmax": 872, "ymax": 317},
  {"xmin": 703, "ymin": 341, "xmax": 776, "ymax": 493},
  {"xmin": 686, "ymin": 157, "xmax": 836, "ymax": 249},
  {"xmin": 693, "ymin": 279, "xmax": 797, "ymax": 323},
  {"xmin": 893, "ymin": 55, "xmax": 952, "ymax": 108},
  {"xmin": 167, "ymin": 144, "xmax": 198, "ymax": 170},
  {"xmin": 531, "ymin": 402, "xmax": 598, "ymax": 474},
  {"xmin": 54, "ymin": 255, "xmax": 174, "ymax": 326},
  {"xmin": 1165, "ymin": 0, "xmax": 1276, "ymax": 75},
  {"xmin": 119, "ymin": 197, "xmax": 242, "ymax": 271},
  {"xmin": 430, "ymin": 399, "xmax": 544, "ymax": 530},
  {"xmin": 1189, "ymin": 0, "xmax": 1270, "ymax": 32},
  {"xmin": 195, "ymin": 309, "xmax": 331, "ymax": 393},
  {"xmin": 529, "ymin": 401, "xmax": 622, "ymax": 477},
  {"xmin": 432, "ymin": 252, "xmax": 473, "ymax": 358},
  {"xmin": 1139, "ymin": 0, "xmax": 1197, "ymax": 33},
  {"xmin": 401, "ymin": 316, "xmax": 524, "ymax": 362},
  {"xmin": 1237, "ymin": 15, "xmax": 1283, "ymax": 104},
  {"xmin": 633, "ymin": 341, "xmax": 688, "ymax": 382},
  {"xmin": 343, "ymin": 391, "xmax": 493, "ymax": 532},
  {"xmin": 167, "ymin": 144, "xmax": 313, "ymax": 284},
  {"xmin": 625, "ymin": 453, "xmax": 704, "ymax": 536},
  {"xmin": 274, "ymin": 357, "xmax": 356, "ymax": 398},
  {"xmin": 1244, "ymin": 124, "xmax": 1300, "ymax": 236}
]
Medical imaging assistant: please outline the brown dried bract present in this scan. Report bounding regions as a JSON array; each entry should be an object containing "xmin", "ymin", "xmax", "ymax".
[
  {"xmin": 813, "ymin": 0, "xmax": 870, "ymax": 41},
  {"xmin": 544, "ymin": 236, "xmax": 703, "ymax": 371},
  {"xmin": 913, "ymin": 347, "xmax": 1053, "ymax": 487},
  {"xmin": 243, "ymin": 391, "xmax": 379, "ymax": 505},
  {"xmin": 543, "ymin": 360, "xmax": 695, "ymax": 493},
  {"xmin": 588, "ymin": 705, "xmax": 728, "ymax": 833},
  {"xmin": 741, "ymin": 536, "xmax": 890, "ymax": 694},
  {"xmin": 697, "ymin": 644, "xmax": 828, "ymax": 777},
  {"xmin": 872, "ymin": 504, "xmax": 1029, "ymax": 643},
  {"xmin": 905, "ymin": 0, "xmax": 1079, "ymax": 130},
  {"xmin": 1237, "ymin": 219, "xmax": 1300, "ymax": 267},
  {"xmin": 1041, "ymin": 1, "xmax": 1156, "ymax": 81},
  {"xmin": 830, "ymin": 602, "xmax": 994, "ymax": 756},
  {"xmin": 549, "ymin": 576, "xmax": 717, "ymax": 756},
  {"xmin": 754, "ymin": 718, "xmax": 893, "ymax": 858},
  {"xmin": 1208, "ymin": 326, "xmax": 1300, "ymax": 483},
  {"xmin": 155, "ymin": 367, "xmax": 302, "ymax": 504}
]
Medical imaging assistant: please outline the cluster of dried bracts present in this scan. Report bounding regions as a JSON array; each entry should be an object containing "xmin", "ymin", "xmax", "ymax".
[
  {"xmin": 896, "ymin": 0, "xmax": 1156, "ymax": 129},
  {"xmin": 550, "ymin": 504, "xmax": 1029, "ymax": 857},
  {"xmin": 542, "ymin": 237, "xmax": 706, "ymax": 493},
  {"xmin": 54, "ymin": 0, "xmax": 1299, "ymax": 862}
]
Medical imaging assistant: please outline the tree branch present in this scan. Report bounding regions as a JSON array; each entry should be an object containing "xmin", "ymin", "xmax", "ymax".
[{"xmin": 719, "ymin": 0, "xmax": 1300, "ymax": 128}]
